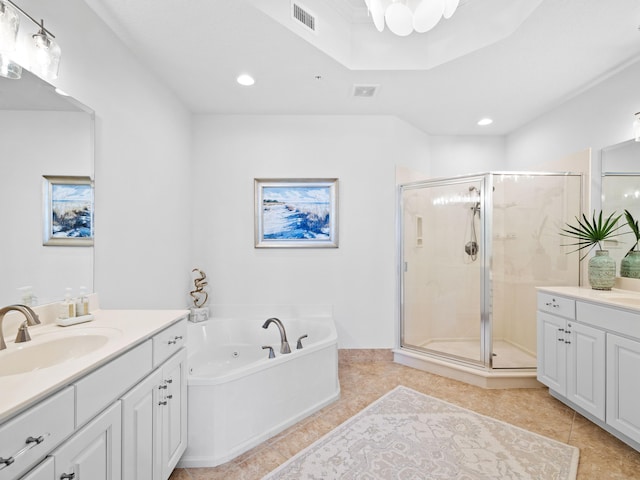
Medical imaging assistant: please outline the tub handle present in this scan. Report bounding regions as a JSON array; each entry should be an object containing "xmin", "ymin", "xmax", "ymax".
[
  {"xmin": 262, "ymin": 345, "xmax": 276, "ymax": 359},
  {"xmin": 296, "ymin": 334, "xmax": 308, "ymax": 350}
]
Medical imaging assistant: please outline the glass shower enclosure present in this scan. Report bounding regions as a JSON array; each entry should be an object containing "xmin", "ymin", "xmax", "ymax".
[{"xmin": 399, "ymin": 172, "xmax": 582, "ymax": 369}]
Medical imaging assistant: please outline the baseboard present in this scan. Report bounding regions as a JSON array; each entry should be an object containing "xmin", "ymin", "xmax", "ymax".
[{"xmin": 338, "ymin": 348, "xmax": 394, "ymax": 363}]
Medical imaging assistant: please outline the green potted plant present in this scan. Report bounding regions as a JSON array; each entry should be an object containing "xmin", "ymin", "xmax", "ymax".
[
  {"xmin": 621, "ymin": 210, "xmax": 640, "ymax": 279},
  {"xmin": 560, "ymin": 211, "xmax": 624, "ymax": 290}
]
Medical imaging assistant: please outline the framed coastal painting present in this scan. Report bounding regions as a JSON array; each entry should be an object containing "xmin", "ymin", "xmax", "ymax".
[
  {"xmin": 254, "ymin": 178, "xmax": 339, "ymax": 248},
  {"xmin": 43, "ymin": 175, "xmax": 94, "ymax": 246}
]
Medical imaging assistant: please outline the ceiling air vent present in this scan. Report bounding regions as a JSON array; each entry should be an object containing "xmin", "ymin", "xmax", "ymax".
[
  {"xmin": 292, "ymin": 3, "xmax": 316, "ymax": 32},
  {"xmin": 353, "ymin": 84, "xmax": 379, "ymax": 98}
]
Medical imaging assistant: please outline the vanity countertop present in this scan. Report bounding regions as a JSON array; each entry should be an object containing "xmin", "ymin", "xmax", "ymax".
[
  {"xmin": 0, "ymin": 308, "xmax": 188, "ymax": 424},
  {"xmin": 537, "ymin": 286, "xmax": 640, "ymax": 312}
]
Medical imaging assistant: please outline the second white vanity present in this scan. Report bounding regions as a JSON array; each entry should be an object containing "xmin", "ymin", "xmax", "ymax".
[
  {"xmin": 0, "ymin": 308, "xmax": 188, "ymax": 480},
  {"xmin": 537, "ymin": 286, "xmax": 640, "ymax": 452}
]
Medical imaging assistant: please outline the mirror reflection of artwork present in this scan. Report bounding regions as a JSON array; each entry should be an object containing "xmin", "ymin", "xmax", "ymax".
[
  {"xmin": 255, "ymin": 178, "xmax": 338, "ymax": 248},
  {"xmin": 43, "ymin": 175, "xmax": 94, "ymax": 246}
]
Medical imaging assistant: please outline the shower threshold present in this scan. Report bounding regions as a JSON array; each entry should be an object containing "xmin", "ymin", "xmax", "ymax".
[
  {"xmin": 422, "ymin": 339, "xmax": 537, "ymax": 369},
  {"xmin": 393, "ymin": 346, "xmax": 542, "ymax": 389}
]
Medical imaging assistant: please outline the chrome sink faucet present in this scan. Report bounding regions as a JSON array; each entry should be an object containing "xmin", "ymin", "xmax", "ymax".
[
  {"xmin": 262, "ymin": 317, "xmax": 291, "ymax": 354},
  {"xmin": 0, "ymin": 304, "xmax": 41, "ymax": 350}
]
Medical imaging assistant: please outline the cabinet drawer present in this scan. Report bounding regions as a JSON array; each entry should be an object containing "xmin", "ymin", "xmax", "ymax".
[
  {"xmin": 0, "ymin": 387, "xmax": 74, "ymax": 480},
  {"xmin": 75, "ymin": 340, "xmax": 152, "ymax": 426},
  {"xmin": 538, "ymin": 293, "xmax": 575, "ymax": 319},
  {"xmin": 153, "ymin": 318, "xmax": 187, "ymax": 367},
  {"xmin": 577, "ymin": 301, "xmax": 640, "ymax": 339}
]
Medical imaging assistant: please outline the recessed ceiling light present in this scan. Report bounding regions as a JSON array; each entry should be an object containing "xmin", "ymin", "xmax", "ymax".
[
  {"xmin": 477, "ymin": 118, "xmax": 493, "ymax": 126},
  {"xmin": 236, "ymin": 74, "xmax": 255, "ymax": 86}
]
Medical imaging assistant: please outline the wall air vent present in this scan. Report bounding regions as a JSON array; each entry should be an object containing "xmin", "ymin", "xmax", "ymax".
[
  {"xmin": 352, "ymin": 84, "xmax": 379, "ymax": 98},
  {"xmin": 292, "ymin": 3, "xmax": 316, "ymax": 32}
]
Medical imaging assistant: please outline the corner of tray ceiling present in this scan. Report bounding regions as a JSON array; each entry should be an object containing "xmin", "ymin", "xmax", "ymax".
[{"xmin": 247, "ymin": 0, "xmax": 543, "ymax": 71}]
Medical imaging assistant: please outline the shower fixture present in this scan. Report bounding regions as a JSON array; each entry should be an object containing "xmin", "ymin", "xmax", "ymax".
[{"xmin": 465, "ymin": 185, "xmax": 480, "ymax": 261}]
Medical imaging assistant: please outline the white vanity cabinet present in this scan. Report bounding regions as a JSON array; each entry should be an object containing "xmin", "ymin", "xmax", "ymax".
[
  {"xmin": 537, "ymin": 289, "xmax": 640, "ymax": 451},
  {"xmin": 537, "ymin": 293, "xmax": 605, "ymax": 420},
  {"xmin": 1, "ymin": 314, "xmax": 188, "ymax": 480},
  {"xmin": 121, "ymin": 348, "xmax": 187, "ymax": 480},
  {"xmin": 50, "ymin": 402, "xmax": 122, "ymax": 480}
]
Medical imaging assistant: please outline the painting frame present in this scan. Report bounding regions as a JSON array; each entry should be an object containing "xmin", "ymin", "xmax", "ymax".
[
  {"xmin": 43, "ymin": 175, "xmax": 94, "ymax": 246},
  {"xmin": 255, "ymin": 178, "xmax": 339, "ymax": 248}
]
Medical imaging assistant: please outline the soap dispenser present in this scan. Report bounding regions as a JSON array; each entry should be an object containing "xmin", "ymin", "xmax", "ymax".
[
  {"xmin": 76, "ymin": 286, "xmax": 89, "ymax": 316},
  {"xmin": 62, "ymin": 287, "xmax": 75, "ymax": 318}
]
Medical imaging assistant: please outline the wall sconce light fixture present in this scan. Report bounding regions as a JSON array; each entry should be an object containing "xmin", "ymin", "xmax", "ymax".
[{"xmin": 0, "ymin": 0, "xmax": 60, "ymax": 80}]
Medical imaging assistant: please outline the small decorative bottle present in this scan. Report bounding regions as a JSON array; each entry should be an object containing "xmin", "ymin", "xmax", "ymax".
[{"xmin": 64, "ymin": 287, "xmax": 76, "ymax": 318}]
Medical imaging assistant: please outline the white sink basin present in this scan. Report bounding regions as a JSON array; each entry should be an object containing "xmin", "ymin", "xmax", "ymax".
[{"xmin": 0, "ymin": 327, "xmax": 121, "ymax": 377}]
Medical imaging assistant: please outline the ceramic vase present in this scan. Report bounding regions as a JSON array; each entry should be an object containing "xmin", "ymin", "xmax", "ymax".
[
  {"xmin": 620, "ymin": 251, "xmax": 640, "ymax": 279},
  {"xmin": 588, "ymin": 250, "xmax": 616, "ymax": 290}
]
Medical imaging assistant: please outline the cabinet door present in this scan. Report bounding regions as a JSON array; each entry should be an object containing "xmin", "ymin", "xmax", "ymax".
[
  {"xmin": 52, "ymin": 402, "xmax": 122, "ymax": 480},
  {"xmin": 537, "ymin": 311, "xmax": 567, "ymax": 395},
  {"xmin": 159, "ymin": 349, "xmax": 187, "ymax": 480},
  {"xmin": 19, "ymin": 458, "xmax": 53, "ymax": 480},
  {"xmin": 607, "ymin": 333, "xmax": 640, "ymax": 444},
  {"xmin": 121, "ymin": 369, "xmax": 163, "ymax": 480},
  {"xmin": 566, "ymin": 321, "xmax": 605, "ymax": 420}
]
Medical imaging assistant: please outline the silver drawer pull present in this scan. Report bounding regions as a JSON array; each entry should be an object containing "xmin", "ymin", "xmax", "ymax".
[
  {"xmin": 158, "ymin": 401, "xmax": 167, "ymax": 406},
  {"xmin": 159, "ymin": 385, "xmax": 168, "ymax": 390},
  {"xmin": 174, "ymin": 335, "xmax": 183, "ymax": 340},
  {"xmin": 167, "ymin": 340, "xmax": 177, "ymax": 345},
  {"xmin": 0, "ymin": 434, "xmax": 47, "ymax": 470},
  {"xmin": 165, "ymin": 379, "xmax": 173, "ymax": 384},
  {"xmin": 167, "ymin": 394, "xmax": 173, "ymax": 400},
  {"xmin": 60, "ymin": 473, "xmax": 75, "ymax": 479}
]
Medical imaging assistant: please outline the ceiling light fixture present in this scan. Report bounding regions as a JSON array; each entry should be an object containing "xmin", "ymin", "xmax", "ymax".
[
  {"xmin": 477, "ymin": 118, "xmax": 493, "ymax": 126},
  {"xmin": 365, "ymin": 0, "xmax": 460, "ymax": 37},
  {"xmin": 634, "ymin": 112, "xmax": 640, "ymax": 142},
  {"xmin": 0, "ymin": 0, "xmax": 61, "ymax": 80},
  {"xmin": 236, "ymin": 74, "xmax": 255, "ymax": 86}
]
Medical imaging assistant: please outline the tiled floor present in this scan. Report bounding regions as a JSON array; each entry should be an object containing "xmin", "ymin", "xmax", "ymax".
[{"xmin": 170, "ymin": 359, "xmax": 640, "ymax": 479}]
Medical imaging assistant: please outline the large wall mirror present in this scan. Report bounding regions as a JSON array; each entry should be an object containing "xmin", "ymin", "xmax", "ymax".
[
  {"xmin": 0, "ymin": 67, "xmax": 94, "ymax": 306},
  {"xmin": 601, "ymin": 139, "xmax": 640, "ymax": 269}
]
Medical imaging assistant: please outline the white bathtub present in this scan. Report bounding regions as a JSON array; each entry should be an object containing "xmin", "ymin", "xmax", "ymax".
[{"xmin": 177, "ymin": 305, "xmax": 340, "ymax": 468}]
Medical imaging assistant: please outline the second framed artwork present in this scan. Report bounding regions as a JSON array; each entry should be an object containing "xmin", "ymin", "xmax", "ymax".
[
  {"xmin": 42, "ymin": 175, "xmax": 94, "ymax": 246},
  {"xmin": 255, "ymin": 178, "xmax": 339, "ymax": 248}
]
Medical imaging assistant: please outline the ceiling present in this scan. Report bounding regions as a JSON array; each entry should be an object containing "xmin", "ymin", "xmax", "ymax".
[{"xmin": 84, "ymin": 0, "xmax": 640, "ymax": 136}]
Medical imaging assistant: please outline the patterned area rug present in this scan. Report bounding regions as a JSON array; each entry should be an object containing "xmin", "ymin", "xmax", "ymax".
[{"xmin": 262, "ymin": 386, "xmax": 579, "ymax": 480}]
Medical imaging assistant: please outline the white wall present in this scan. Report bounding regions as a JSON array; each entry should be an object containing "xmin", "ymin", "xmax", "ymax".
[
  {"xmin": 15, "ymin": 0, "xmax": 193, "ymax": 309},
  {"xmin": 191, "ymin": 115, "xmax": 430, "ymax": 348},
  {"xmin": 507, "ymin": 59, "xmax": 640, "ymax": 175},
  {"xmin": 429, "ymin": 135, "xmax": 507, "ymax": 177}
]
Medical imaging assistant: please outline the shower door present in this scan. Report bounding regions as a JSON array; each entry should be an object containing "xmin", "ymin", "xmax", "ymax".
[
  {"xmin": 400, "ymin": 172, "xmax": 582, "ymax": 370},
  {"xmin": 400, "ymin": 175, "xmax": 489, "ymax": 367}
]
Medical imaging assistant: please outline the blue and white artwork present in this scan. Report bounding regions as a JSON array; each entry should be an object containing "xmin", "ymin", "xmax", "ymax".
[
  {"xmin": 263, "ymin": 186, "xmax": 330, "ymax": 239},
  {"xmin": 51, "ymin": 183, "xmax": 93, "ymax": 238},
  {"xmin": 256, "ymin": 179, "xmax": 338, "ymax": 248}
]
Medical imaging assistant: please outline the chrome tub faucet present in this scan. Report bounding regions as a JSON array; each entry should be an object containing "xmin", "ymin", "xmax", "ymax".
[
  {"xmin": 262, "ymin": 317, "xmax": 291, "ymax": 354},
  {"xmin": 0, "ymin": 304, "xmax": 41, "ymax": 350}
]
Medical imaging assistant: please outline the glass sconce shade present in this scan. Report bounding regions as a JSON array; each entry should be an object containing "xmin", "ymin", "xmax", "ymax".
[
  {"xmin": 0, "ymin": 52, "xmax": 21, "ymax": 78},
  {"xmin": 30, "ymin": 26, "xmax": 61, "ymax": 79},
  {"xmin": 0, "ymin": 0, "xmax": 19, "ymax": 53},
  {"xmin": 634, "ymin": 112, "xmax": 640, "ymax": 143}
]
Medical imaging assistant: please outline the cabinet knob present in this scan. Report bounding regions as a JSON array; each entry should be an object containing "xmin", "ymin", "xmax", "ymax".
[
  {"xmin": 558, "ymin": 338, "xmax": 565, "ymax": 342},
  {"xmin": 174, "ymin": 335, "xmax": 183, "ymax": 340},
  {"xmin": 565, "ymin": 340, "xmax": 571, "ymax": 344},
  {"xmin": 168, "ymin": 340, "xmax": 177, "ymax": 345},
  {"xmin": 60, "ymin": 473, "xmax": 75, "ymax": 479},
  {"xmin": 167, "ymin": 394, "xmax": 173, "ymax": 400},
  {"xmin": 158, "ymin": 385, "xmax": 168, "ymax": 390},
  {"xmin": 558, "ymin": 328, "xmax": 565, "ymax": 332},
  {"xmin": 165, "ymin": 379, "xmax": 173, "ymax": 384},
  {"xmin": 158, "ymin": 401, "xmax": 167, "ymax": 406}
]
